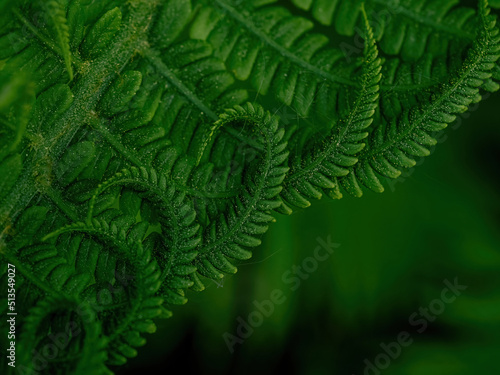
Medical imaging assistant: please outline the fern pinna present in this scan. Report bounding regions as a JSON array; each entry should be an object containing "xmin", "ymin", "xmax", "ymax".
[{"xmin": 0, "ymin": 0, "xmax": 498, "ymax": 373}]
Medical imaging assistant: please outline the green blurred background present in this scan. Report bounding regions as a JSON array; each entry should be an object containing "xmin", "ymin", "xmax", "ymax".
[
  {"xmin": 118, "ymin": 0, "xmax": 500, "ymax": 371},
  {"xmin": 116, "ymin": 86, "xmax": 500, "ymax": 374}
]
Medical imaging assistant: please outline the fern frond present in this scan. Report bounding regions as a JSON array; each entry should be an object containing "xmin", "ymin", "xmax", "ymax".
[
  {"xmin": 277, "ymin": 7, "xmax": 382, "ymax": 213},
  {"xmin": 340, "ymin": 0, "xmax": 500, "ymax": 197},
  {"xmin": 193, "ymin": 103, "xmax": 288, "ymax": 286},
  {"xmin": 19, "ymin": 296, "xmax": 110, "ymax": 375},
  {"xmin": 290, "ymin": 0, "xmax": 477, "ymax": 59},
  {"xmin": 85, "ymin": 167, "xmax": 202, "ymax": 304},
  {"xmin": 189, "ymin": 0, "xmax": 358, "ymax": 123},
  {"xmin": 144, "ymin": 41, "xmax": 250, "ymax": 157},
  {"xmin": 41, "ymin": 215, "xmax": 167, "ymax": 365},
  {"xmin": 290, "ymin": 0, "xmax": 500, "ymax": 95},
  {"xmin": 19, "ymin": 243, "xmax": 91, "ymax": 294},
  {"xmin": 85, "ymin": 37, "xmax": 251, "ymax": 201}
]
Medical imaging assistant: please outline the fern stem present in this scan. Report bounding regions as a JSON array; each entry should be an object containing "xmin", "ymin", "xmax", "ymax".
[
  {"xmin": 0, "ymin": 1, "xmax": 159, "ymax": 229},
  {"xmin": 42, "ymin": 223, "xmax": 137, "ymax": 258},
  {"xmin": 89, "ymin": 117, "xmax": 144, "ymax": 167},
  {"xmin": 143, "ymin": 50, "xmax": 219, "ymax": 121},
  {"xmin": 42, "ymin": 187, "xmax": 80, "ymax": 222},
  {"xmin": 40, "ymin": 221, "xmax": 155, "ymax": 345}
]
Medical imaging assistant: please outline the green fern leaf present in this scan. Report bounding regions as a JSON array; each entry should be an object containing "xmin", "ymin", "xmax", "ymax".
[
  {"xmin": 80, "ymin": 7, "xmax": 122, "ymax": 58},
  {"xmin": 85, "ymin": 167, "xmax": 202, "ymax": 306},
  {"xmin": 340, "ymin": 0, "xmax": 500, "ymax": 196},
  {"xmin": 193, "ymin": 102, "xmax": 288, "ymax": 285},
  {"xmin": 43, "ymin": 0, "xmax": 74, "ymax": 80},
  {"xmin": 189, "ymin": 0, "xmax": 359, "ymax": 123},
  {"xmin": 278, "ymin": 6, "xmax": 382, "ymax": 212},
  {"xmin": 290, "ymin": 0, "xmax": 477, "ymax": 59}
]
